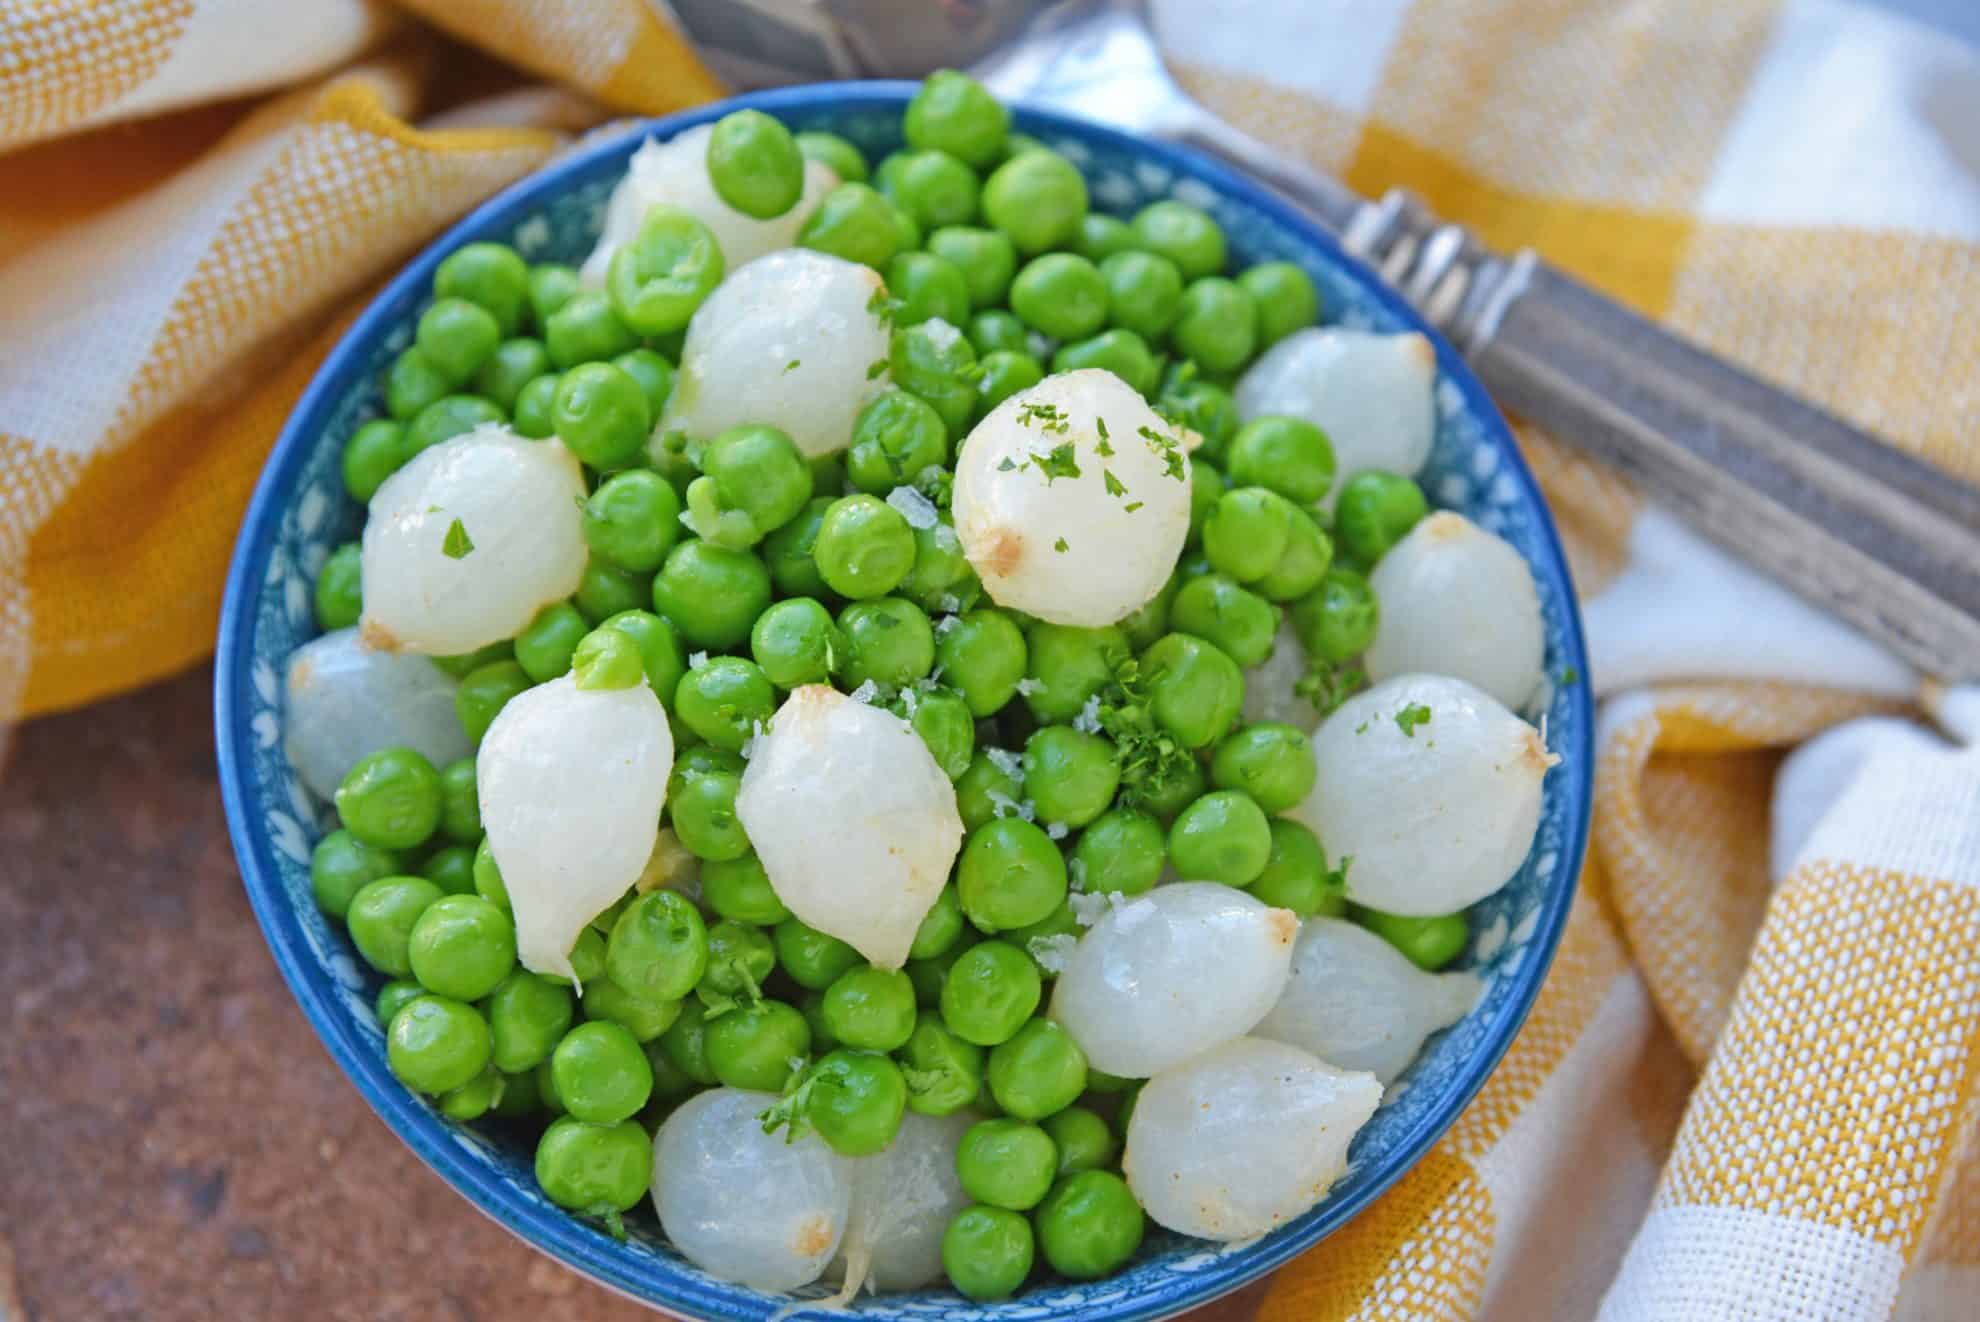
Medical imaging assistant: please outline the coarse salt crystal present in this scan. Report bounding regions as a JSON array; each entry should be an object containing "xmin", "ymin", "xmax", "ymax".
[
  {"xmin": 900, "ymin": 688, "xmax": 921, "ymax": 717},
  {"xmin": 1068, "ymin": 857, "xmax": 1088, "ymax": 890},
  {"xmin": 688, "ymin": 651, "xmax": 709, "ymax": 669},
  {"xmin": 1072, "ymin": 694, "xmax": 1103, "ymax": 734},
  {"xmin": 1014, "ymin": 677, "xmax": 1043, "ymax": 696},
  {"xmin": 886, "ymin": 485, "xmax": 938, "ymax": 530},
  {"xmin": 934, "ymin": 614, "xmax": 962, "ymax": 637},
  {"xmin": 1069, "ymin": 890, "xmax": 1113, "ymax": 927},
  {"xmin": 1028, "ymin": 933, "xmax": 1079, "ymax": 974},
  {"xmin": 985, "ymin": 747, "xmax": 1023, "ymax": 779},
  {"xmin": 1045, "ymin": 821, "xmax": 1069, "ymax": 840},
  {"xmin": 848, "ymin": 680, "xmax": 881, "ymax": 705}
]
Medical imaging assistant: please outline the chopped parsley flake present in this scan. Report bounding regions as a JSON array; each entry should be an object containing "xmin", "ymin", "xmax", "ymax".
[
  {"xmin": 783, "ymin": 359, "xmax": 800, "ymax": 373},
  {"xmin": 865, "ymin": 358, "xmax": 888, "ymax": 380},
  {"xmin": 996, "ymin": 456, "xmax": 1018, "ymax": 472},
  {"xmin": 1054, "ymin": 536, "xmax": 1069, "ymax": 553},
  {"xmin": 1095, "ymin": 417, "xmax": 1114, "ymax": 455},
  {"xmin": 442, "ymin": 518, "xmax": 474, "ymax": 559},
  {"xmin": 1295, "ymin": 660, "xmax": 1366, "ymax": 717},
  {"xmin": 1561, "ymin": 666, "xmax": 1581, "ymax": 685},
  {"xmin": 1034, "ymin": 442, "xmax": 1081, "ymax": 483},
  {"xmin": 1137, "ymin": 424, "xmax": 1187, "ymax": 481},
  {"xmin": 1395, "ymin": 703, "xmax": 1433, "ymax": 737},
  {"xmin": 1124, "ymin": 501, "xmax": 1143, "ymax": 513},
  {"xmin": 1016, "ymin": 402, "xmax": 1070, "ymax": 434},
  {"xmin": 1103, "ymin": 469, "xmax": 1127, "ymax": 499}
]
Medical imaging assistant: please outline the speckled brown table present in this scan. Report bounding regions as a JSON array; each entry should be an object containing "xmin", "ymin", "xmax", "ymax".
[{"xmin": 0, "ymin": 666, "xmax": 1267, "ymax": 1322}]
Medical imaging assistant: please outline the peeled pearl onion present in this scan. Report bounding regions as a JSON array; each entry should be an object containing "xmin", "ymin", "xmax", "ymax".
[
  {"xmin": 283, "ymin": 627, "xmax": 469, "ymax": 800},
  {"xmin": 953, "ymin": 370, "xmax": 1191, "ymax": 626},
  {"xmin": 1049, "ymin": 882, "xmax": 1297, "ymax": 1077},
  {"xmin": 579, "ymin": 126, "xmax": 836, "ymax": 286},
  {"xmin": 652, "ymin": 1088, "xmax": 854, "ymax": 1293},
  {"xmin": 1255, "ymin": 917, "xmax": 1480, "ymax": 1084},
  {"xmin": 1124, "ymin": 1037, "xmax": 1381, "ymax": 1241},
  {"xmin": 1366, "ymin": 512, "xmax": 1545, "ymax": 711},
  {"xmin": 477, "ymin": 675, "xmax": 674, "ymax": 980},
  {"xmin": 827, "ymin": 1109, "xmax": 975, "ymax": 1295},
  {"xmin": 1234, "ymin": 328, "xmax": 1436, "ymax": 505},
  {"xmin": 358, "ymin": 425, "xmax": 586, "ymax": 656},
  {"xmin": 1289, "ymin": 674, "xmax": 1550, "ymax": 917},
  {"xmin": 735, "ymin": 686, "xmax": 963, "ymax": 970},
  {"xmin": 654, "ymin": 250, "xmax": 891, "ymax": 458}
]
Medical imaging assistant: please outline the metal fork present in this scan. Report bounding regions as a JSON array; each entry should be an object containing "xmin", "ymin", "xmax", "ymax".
[{"xmin": 811, "ymin": 0, "xmax": 1980, "ymax": 681}]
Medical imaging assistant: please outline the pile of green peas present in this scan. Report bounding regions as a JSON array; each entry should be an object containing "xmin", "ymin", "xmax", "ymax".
[{"xmin": 305, "ymin": 68, "xmax": 1474, "ymax": 1299}]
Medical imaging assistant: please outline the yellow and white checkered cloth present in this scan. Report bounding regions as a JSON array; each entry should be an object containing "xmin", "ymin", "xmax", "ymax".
[{"xmin": 2, "ymin": 2, "xmax": 1976, "ymax": 1318}]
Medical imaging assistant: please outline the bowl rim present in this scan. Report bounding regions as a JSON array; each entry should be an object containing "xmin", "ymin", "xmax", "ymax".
[{"xmin": 216, "ymin": 79, "xmax": 1593, "ymax": 1322}]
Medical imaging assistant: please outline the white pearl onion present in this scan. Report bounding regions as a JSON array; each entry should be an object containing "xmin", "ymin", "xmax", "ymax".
[
  {"xmin": 1235, "ymin": 328, "xmax": 1437, "ymax": 505},
  {"xmin": 283, "ymin": 627, "xmax": 469, "ymax": 800},
  {"xmin": 1365, "ymin": 512, "xmax": 1545, "ymax": 711}
]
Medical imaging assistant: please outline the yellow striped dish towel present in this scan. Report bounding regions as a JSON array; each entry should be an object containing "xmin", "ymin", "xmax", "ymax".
[{"xmin": 2, "ymin": 2, "xmax": 1977, "ymax": 1319}]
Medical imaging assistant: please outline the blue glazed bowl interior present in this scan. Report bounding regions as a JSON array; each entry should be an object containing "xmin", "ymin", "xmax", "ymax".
[{"xmin": 217, "ymin": 83, "xmax": 1592, "ymax": 1322}]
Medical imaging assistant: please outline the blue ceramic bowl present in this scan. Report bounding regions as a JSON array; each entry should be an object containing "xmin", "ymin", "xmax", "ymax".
[{"xmin": 217, "ymin": 82, "xmax": 1592, "ymax": 1322}]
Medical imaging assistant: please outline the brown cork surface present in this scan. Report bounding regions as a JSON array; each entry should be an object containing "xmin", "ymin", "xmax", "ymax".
[{"xmin": 0, "ymin": 666, "xmax": 1270, "ymax": 1322}]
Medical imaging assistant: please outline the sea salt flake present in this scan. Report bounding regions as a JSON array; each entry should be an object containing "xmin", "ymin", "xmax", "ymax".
[
  {"xmin": 848, "ymin": 680, "xmax": 881, "ymax": 705},
  {"xmin": 1069, "ymin": 891, "xmax": 1113, "ymax": 927},
  {"xmin": 1028, "ymin": 933, "xmax": 1079, "ymax": 974},
  {"xmin": 688, "ymin": 651, "xmax": 709, "ymax": 669},
  {"xmin": 1071, "ymin": 694, "xmax": 1103, "ymax": 734},
  {"xmin": 934, "ymin": 614, "xmax": 962, "ymax": 637},
  {"xmin": 985, "ymin": 747, "xmax": 1023, "ymax": 779},
  {"xmin": 1045, "ymin": 820, "xmax": 1068, "ymax": 839},
  {"xmin": 886, "ymin": 485, "xmax": 938, "ymax": 529},
  {"xmin": 1014, "ymin": 677, "xmax": 1043, "ymax": 696}
]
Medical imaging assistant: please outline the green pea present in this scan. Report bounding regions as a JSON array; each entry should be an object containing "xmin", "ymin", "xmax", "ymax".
[
  {"xmin": 1119, "ymin": 576, "xmax": 1176, "ymax": 652},
  {"xmin": 607, "ymin": 205, "xmax": 724, "ymax": 337},
  {"xmin": 838, "ymin": 596, "xmax": 935, "ymax": 690},
  {"xmin": 903, "ymin": 514, "xmax": 980, "ymax": 614},
  {"xmin": 431, "ymin": 640, "xmax": 511, "ymax": 679},
  {"xmin": 651, "ymin": 539, "xmax": 772, "ymax": 650},
  {"xmin": 604, "ymin": 890, "xmax": 707, "ymax": 1003},
  {"xmin": 704, "ymin": 998, "xmax": 810, "ymax": 1092},
  {"xmin": 1249, "ymin": 817, "xmax": 1343, "ymax": 918},
  {"xmin": 1051, "ymin": 327, "xmax": 1158, "ymax": 396},
  {"xmin": 436, "ymin": 1063, "xmax": 499, "ymax": 1117},
  {"xmin": 941, "ymin": 939, "xmax": 1041, "ymax": 1045},
  {"xmin": 881, "ymin": 148, "xmax": 980, "ymax": 230},
  {"xmin": 551, "ymin": 1020, "xmax": 652, "ymax": 1125},
  {"xmin": 506, "ymin": 601, "xmax": 580, "ymax": 683},
  {"xmin": 700, "ymin": 920, "xmax": 776, "ymax": 1001},
  {"xmin": 942, "ymin": 1205, "xmax": 1034, "ymax": 1300},
  {"xmin": 1021, "ymin": 725, "xmax": 1121, "ymax": 829},
  {"xmin": 1254, "ymin": 507, "xmax": 1334, "ymax": 603},
  {"xmin": 936, "ymin": 609, "xmax": 1027, "ymax": 716},
  {"xmin": 578, "ymin": 469, "xmax": 679, "ymax": 576},
  {"xmin": 574, "ymin": 559, "xmax": 649, "ymax": 625},
  {"xmin": 1022, "ymin": 622, "xmax": 1128, "ymax": 723},
  {"xmin": 436, "ymin": 242, "xmax": 530, "ymax": 336},
  {"xmin": 527, "ymin": 262, "xmax": 581, "ymax": 327},
  {"xmin": 551, "ymin": 362, "xmax": 650, "ymax": 470},
  {"xmin": 511, "ymin": 373, "xmax": 559, "ymax": 438},
  {"xmin": 815, "ymin": 495, "xmax": 916, "ymax": 600},
  {"xmin": 599, "ymin": 609, "xmax": 687, "ymax": 707},
  {"xmin": 1203, "ymin": 484, "xmax": 1295, "ymax": 582},
  {"xmin": 1169, "ymin": 572, "xmax": 1278, "ymax": 670},
  {"xmin": 955, "ymin": 749, "xmax": 1024, "ymax": 832},
  {"xmin": 310, "ymin": 543, "xmax": 363, "ymax": 633},
  {"xmin": 1100, "ymin": 250, "xmax": 1184, "ymax": 341},
  {"xmin": 958, "ymin": 1117, "xmax": 1057, "ymax": 1210},
  {"xmin": 906, "ymin": 928, "xmax": 981, "ymax": 1006},
  {"xmin": 762, "ymin": 495, "xmax": 835, "ymax": 599},
  {"xmin": 644, "ymin": 1035, "xmax": 699, "ymax": 1106},
  {"xmin": 772, "ymin": 919, "xmax": 864, "ymax": 991},
  {"xmin": 957, "ymin": 818, "xmax": 1068, "ymax": 934},
  {"xmin": 817, "ymin": 965, "xmax": 915, "ymax": 1051},
  {"xmin": 1074, "ymin": 212, "xmax": 1140, "ymax": 261},
  {"xmin": 1044, "ymin": 1105, "xmax": 1117, "ymax": 1175},
  {"xmin": 1211, "ymin": 722, "xmax": 1315, "ymax": 814},
  {"xmin": 407, "ymin": 893, "xmax": 515, "ymax": 1001},
  {"xmin": 1290, "ymin": 567, "xmax": 1378, "ymax": 662},
  {"xmin": 1228, "ymin": 415, "xmax": 1336, "ymax": 506},
  {"xmin": 610, "ymin": 349, "xmax": 674, "ymax": 418},
  {"xmin": 700, "ymin": 852, "xmax": 791, "ymax": 926},
  {"xmin": 1160, "ymin": 379, "xmax": 1241, "ymax": 463},
  {"xmin": 488, "ymin": 970, "xmax": 575, "ymax": 1072},
  {"xmin": 671, "ymin": 657, "xmax": 775, "ymax": 752},
  {"xmin": 982, "ymin": 149, "xmax": 1088, "ymax": 255},
  {"xmin": 799, "ymin": 182, "xmax": 903, "ymax": 269},
  {"xmin": 659, "ymin": 999, "xmax": 717, "ymax": 1085},
  {"xmin": 1071, "ymin": 808, "xmax": 1165, "ymax": 896},
  {"xmin": 1169, "ymin": 789, "xmax": 1272, "ymax": 885},
  {"xmin": 420, "ymin": 844, "xmax": 477, "ymax": 896},
  {"xmin": 1186, "ymin": 456, "xmax": 1227, "ymax": 550},
  {"xmin": 967, "ymin": 308, "xmax": 1031, "ymax": 356},
  {"xmin": 341, "ymin": 419, "xmax": 408, "ymax": 502},
  {"xmin": 1034, "ymin": 1169, "xmax": 1144, "ymax": 1279},
  {"xmin": 1171, "ymin": 276, "xmax": 1258, "ymax": 374},
  {"xmin": 890, "ymin": 320, "xmax": 980, "ymax": 438},
  {"xmin": 1141, "ymin": 632, "xmax": 1244, "ymax": 748},
  {"xmin": 1010, "ymin": 253, "xmax": 1108, "ymax": 341},
  {"xmin": 571, "ymin": 625, "xmax": 644, "ymax": 692},
  {"xmin": 987, "ymin": 1017, "xmax": 1087, "ymax": 1120},
  {"xmin": 846, "ymin": 391, "xmax": 948, "ymax": 496},
  {"xmin": 544, "ymin": 289, "xmax": 636, "ymax": 369},
  {"xmin": 672, "ymin": 763, "xmax": 751, "ymax": 861},
  {"xmin": 471, "ymin": 837, "xmax": 508, "ymax": 914},
  {"xmin": 926, "ymin": 226, "xmax": 1017, "ymax": 309},
  {"xmin": 1335, "ymin": 470, "xmax": 1428, "ymax": 565},
  {"xmin": 688, "ymin": 423, "xmax": 815, "ymax": 550},
  {"xmin": 1238, "ymin": 260, "xmax": 1319, "ymax": 347},
  {"xmin": 746, "ymin": 597, "xmax": 837, "ymax": 689},
  {"xmin": 910, "ymin": 884, "xmax": 968, "ymax": 961},
  {"xmin": 376, "ymin": 979, "xmax": 425, "ymax": 1023},
  {"xmin": 406, "ymin": 394, "xmax": 504, "ymax": 456},
  {"xmin": 886, "ymin": 250, "xmax": 972, "ymax": 328},
  {"xmin": 705, "ymin": 108, "xmax": 804, "ymax": 219},
  {"xmin": 1132, "ymin": 200, "xmax": 1226, "ymax": 279},
  {"xmin": 1354, "ymin": 906, "xmax": 1469, "ymax": 970},
  {"xmin": 803, "ymin": 1050, "xmax": 910, "ymax": 1155},
  {"xmin": 905, "ymin": 69, "xmax": 1008, "ymax": 167},
  {"xmin": 972, "ymin": 349, "xmax": 1045, "ymax": 421},
  {"xmin": 470, "ymin": 337, "xmax": 551, "ymax": 411},
  {"xmin": 535, "ymin": 1115, "xmax": 652, "ymax": 1216},
  {"xmin": 336, "ymin": 747, "xmax": 441, "ymax": 850},
  {"xmin": 416, "ymin": 297, "xmax": 502, "ymax": 386},
  {"xmin": 311, "ymin": 829, "xmax": 401, "ymax": 920},
  {"xmin": 385, "ymin": 348, "xmax": 450, "ymax": 421},
  {"xmin": 387, "ymin": 994, "xmax": 491, "ymax": 1094},
  {"xmin": 489, "ymin": 1061, "xmax": 542, "ymax": 1116},
  {"xmin": 796, "ymin": 129, "xmax": 867, "ymax": 182},
  {"xmin": 900, "ymin": 1011, "xmax": 984, "ymax": 1115}
]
